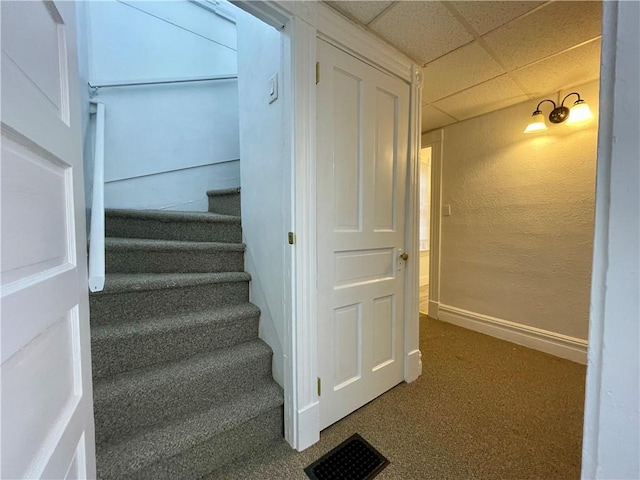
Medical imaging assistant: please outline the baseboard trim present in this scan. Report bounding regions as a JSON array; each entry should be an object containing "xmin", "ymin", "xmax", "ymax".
[
  {"xmin": 405, "ymin": 349, "xmax": 422, "ymax": 383},
  {"xmin": 295, "ymin": 401, "xmax": 320, "ymax": 452},
  {"xmin": 428, "ymin": 300, "xmax": 439, "ymax": 319},
  {"xmin": 438, "ymin": 304, "xmax": 588, "ymax": 364}
]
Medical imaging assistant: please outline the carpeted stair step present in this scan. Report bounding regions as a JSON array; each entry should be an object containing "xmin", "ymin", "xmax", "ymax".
[
  {"xmin": 105, "ymin": 237, "xmax": 245, "ymax": 273},
  {"xmin": 90, "ymin": 272, "xmax": 250, "ymax": 327},
  {"xmin": 96, "ymin": 381, "xmax": 284, "ymax": 480},
  {"xmin": 105, "ymin": 209, "xmax": 241, "ymax": 243},
  {"xmin": 91, "ymin": 303, "xmax": 261, "ymax": 379},
  {"xmin": 94, "ymin": 339, "xmax": 274, "ymax": 445},
  {"xmin": 207, "ymin": 187, "xmax": 241, "ymax": 216}
]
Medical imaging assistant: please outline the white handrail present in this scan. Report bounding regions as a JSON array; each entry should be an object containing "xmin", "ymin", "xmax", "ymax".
[
  {"xmin": 88, "ymin": 74, "xmax": 237, "ymax": 90},
  {"xmin": 88, "ymin": 101, "xmax": 106, "ymax": 292}
]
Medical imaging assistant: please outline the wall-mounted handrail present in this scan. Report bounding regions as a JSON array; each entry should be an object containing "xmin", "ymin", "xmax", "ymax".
[
  {"xmin": 88, "ymin": 101, "xmax": 106, "ymax": 292},
  {"xmin": 88, "ymin": 74, "xmax": 237, "ymax": 91}
]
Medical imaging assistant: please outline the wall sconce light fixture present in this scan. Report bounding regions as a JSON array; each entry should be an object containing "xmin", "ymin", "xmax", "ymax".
[{"xmin": 524, "ymin": 92, "xmax": 593, "ymax": 133}]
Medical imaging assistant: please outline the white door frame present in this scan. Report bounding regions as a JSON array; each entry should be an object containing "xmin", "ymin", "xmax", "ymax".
[
  {"xmin": 581, "ymin": 0, "xmax": 639, "ymax": 477},
  {"xmin": 234, "ymin": 0, "xmax": 423, "ymax": 451}
]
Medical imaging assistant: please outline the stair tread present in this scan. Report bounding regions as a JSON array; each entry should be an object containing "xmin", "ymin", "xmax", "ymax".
[
  {"xmin": 106, "ymin": 208, "xmax": 241, "ymax": 223},
  {"xmin": 206, "ymin": 187, "xmax": 241, "ymax": 197},
  {"xmin": 96, "ymin": 381, "xmax": 283, "ymax": 474},
  {"xmin": 95, "ymin": 271, "xmax": 251, "ymax": 294},
  {"xmin": 105, "ymin": 237, "xmax": 246, "ymax": 251},
  {"xmin": 92, "ymin": 303, "xmax": 261, "ymax": 341},
  {"xmin": 94, "ymin": 339, "xmax": 272, "ymax": 401}
]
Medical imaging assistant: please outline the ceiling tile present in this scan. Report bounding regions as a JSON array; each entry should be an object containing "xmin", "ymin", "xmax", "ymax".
[
  {"xmin": 449, "ymin": 1, "xmax": 547, "ymax": 36},
  {"xmin": 483, "ymin": 1, "xmax": 603, "ymax": 70},
  {"xmin": 511, "ymin": 39, "xmax": 602, "ymax": 98},
  {"xmin": 327, "ymin": 1, "xmax": 393, "ymax": 25},
  {"xmin": 432, "ymin": 74, "xmax": 529, "ymax": 120},
  {"xmin": 422, "ymin": 41, "xmax": 505, "ymax": 103},
  {"xmin": 422, "ymin": 105, "xmax": 457, "ymax": 132},
  {"xmin": 370, "ymin": 1, "xmax": 474, "ymax": 64}
]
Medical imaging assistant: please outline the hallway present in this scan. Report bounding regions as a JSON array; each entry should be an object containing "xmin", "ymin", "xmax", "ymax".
[
  {"xmin": 210, "ymin": 316, "xmax": 586, "ymax": 479},
  {"xmin": 419, "ymin": 285, "xmax": 429, "ymax": 314}
]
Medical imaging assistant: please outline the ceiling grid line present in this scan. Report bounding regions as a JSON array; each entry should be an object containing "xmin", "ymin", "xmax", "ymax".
[
  {"xmin": 512, "ymin": 35, "xmax": 602, "ymax": 72},
  {"xmin": 326, "ymin": 0, "xmax": 603, "ymax": 132},
  {"xmin": 439, "ymin": 2, "xmax": 533, "ymax": 100},
  {"xmin": 367, "ymin": 1, "xmax": 400, "ymax": 27}
]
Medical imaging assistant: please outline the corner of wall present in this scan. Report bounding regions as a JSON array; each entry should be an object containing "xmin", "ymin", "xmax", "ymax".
[{"xmin": 244, "ymin": 248, "xmax": 285, "ymax": 387}]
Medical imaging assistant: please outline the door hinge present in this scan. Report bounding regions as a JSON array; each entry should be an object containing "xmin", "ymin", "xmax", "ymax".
[
  {"xmin": 288, "ymin": 232, "xmax": 296, "ymax": 245},
  {"xmin": 316, "ymin": 62, "xmax": 320, "ymax": 84},
  {"xmin": 317, "ymin": 377, "xmax": 322, "ymax": 396}
]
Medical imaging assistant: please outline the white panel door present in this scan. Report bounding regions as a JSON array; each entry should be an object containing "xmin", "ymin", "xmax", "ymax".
[
  {"xmin": 1, "ymin": 1, "xmax": 96, "ymax": 478},
  {"xmin": 317, "ymin": 39, "xmax": 410, "ymax": 429}
]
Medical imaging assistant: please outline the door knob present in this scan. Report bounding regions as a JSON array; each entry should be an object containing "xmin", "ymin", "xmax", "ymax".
[{"xmin": 400, "ymin": 251, "xmax": 409, "ymax": 261}]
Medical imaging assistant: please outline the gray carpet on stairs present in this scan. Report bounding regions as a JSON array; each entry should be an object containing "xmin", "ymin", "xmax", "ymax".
[
  {"xmin": 207, "ymin": 188, "xmax": 241, "ymax": 217},
  {"xmin": 105, "ymin": 209, "xmax": 242, "ymax": 243},
  {"xmin": 105, "ymin": 238, "xmax": 245, "ymax": 273},
  {"xmin": 91, "ymin": 188, "xmax": 283, "ymax": 479}
]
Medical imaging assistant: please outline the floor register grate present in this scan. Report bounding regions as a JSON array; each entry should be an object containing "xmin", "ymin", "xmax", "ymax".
[{"xmin": 304, "ymin": 433, "xmax": 389, "ymax": 480}]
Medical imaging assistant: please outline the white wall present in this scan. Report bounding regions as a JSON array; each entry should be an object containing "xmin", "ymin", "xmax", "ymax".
[
  {"xmin": 236, "ymin": 11, "xmax": 286, "ymax": 386},
  {"xmin": 76, "ymin": 1, "xmax": 93, "ymax": 231},
  {"xmin": 88, "ymin": 1, "xmax": 237, "ymax": 83},
  {"xmin": 582, "ymin": 1, "xmax": 639, "ymax": 477},
  {"xmin": 86, "ymin": 1, "xmax": 240, "ymax": 210},
  {"xmin": 436, "ymin": 80, "xmax": 599, "ymax": 353},
  {"xmin": 419, "ymin": 251, "xmax": 430, "ymax": 287},
  {"xmin": 104, "ymin": 160, "xmax": 240, "ymax": 211}
]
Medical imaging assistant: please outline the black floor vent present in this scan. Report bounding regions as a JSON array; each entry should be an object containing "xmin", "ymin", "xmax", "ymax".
[{"xmin": 304, "ymin": 433, "xmax": 389, "ymax": 480}]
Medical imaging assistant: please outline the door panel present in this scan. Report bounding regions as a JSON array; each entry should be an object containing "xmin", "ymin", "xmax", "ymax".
[
  {"xmin": 1, "ymin": 1, "xmax": 96, "ymax": 478},
  {"xmin": 332, "ymin": 69, "xmax": 362, "ymax": 231},
  {"xmin": 373, "ymin": 88, "xmax": 398, "ymax": 231},
  {"xmin": 317, "ymin": 39, "xmax": 410, "ymax": 430}
]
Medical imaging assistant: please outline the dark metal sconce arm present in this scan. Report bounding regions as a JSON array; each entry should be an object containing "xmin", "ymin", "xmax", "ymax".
[
  {"xmin": 560, "ymin": 92, "xmax": 582, "ymax": 107},
  {"xmin": 535, "ymin": 98, "xmax": 558, "ymax": 113}
]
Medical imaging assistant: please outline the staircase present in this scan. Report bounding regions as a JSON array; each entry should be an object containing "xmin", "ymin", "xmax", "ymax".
[{"xmin": 90, "ymin": 188, "xmax": 284, "ymax": 479}]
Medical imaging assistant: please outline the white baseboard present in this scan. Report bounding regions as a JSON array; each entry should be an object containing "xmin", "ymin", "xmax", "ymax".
[
  {"xmin": 438, "ymin": 304, "xmax": 588, "ymax": 364},
  {"xmin": 428, "ymin": 300, "xmax": 439, "ymax": 318},
  {"xmin": 294, "ymin": 401, "xmax": 320, "ymax": 452},
  {"xmin": 405, "ymin": 349, "xmax": 422, "ymax": 383}
]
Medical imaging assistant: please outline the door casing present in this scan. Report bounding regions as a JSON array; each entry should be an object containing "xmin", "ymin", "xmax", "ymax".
[{"xmin": 234, "ymin": 0, "xmax": 423, "ymax": 451}]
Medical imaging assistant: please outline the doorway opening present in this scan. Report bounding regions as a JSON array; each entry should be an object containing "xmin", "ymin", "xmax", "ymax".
[{"xmin": 419, "ymin": 146, "xmax": 432, "ymax": 314}]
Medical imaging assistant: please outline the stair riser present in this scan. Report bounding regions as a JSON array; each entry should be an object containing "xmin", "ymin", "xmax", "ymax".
[
  {"xmin": 92, "ymin": 315, "xmax": 259, "ymax": 379},
  {"xmin": 106, "ymin": 249, "xmax": 244, "ymax": 273},
  {"xmin": 207, "ymin": 193, "xmax": 241, "ymax": 216},
  {"xmin": 94, "ymin": 351, "xmax": 273, "ymax": 445},
  {"xmin": 90, "ymin": 282, "xmax": 249, "ymax": 327},
  {"xmin": 106, "ymin": 217, "xmax": 241, "ymax": 243},
  {"xmin": 103, "ymin": 406, "xmax": 283, "ymax": 480}
]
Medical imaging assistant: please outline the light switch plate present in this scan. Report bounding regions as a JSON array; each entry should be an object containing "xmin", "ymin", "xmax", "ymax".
[
  {"xmin": 443, "ymin": 204, "xmax": 452, "ymax": 216},
  {"xmin": 268, "ymin": 73, "xmax": 278, "ymax": 104}
]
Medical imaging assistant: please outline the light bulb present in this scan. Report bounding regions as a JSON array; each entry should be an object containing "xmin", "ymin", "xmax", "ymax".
[
  {"xmin": 567, "ymin": 100, "xmax": 593, "ymax": 124},
  {"xmin": 524, "ymin": 111, "xmax": 548, "ymax": 133}
]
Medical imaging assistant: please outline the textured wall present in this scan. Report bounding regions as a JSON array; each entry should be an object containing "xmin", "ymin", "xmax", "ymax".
[{"xmin": 439, "ymin": 80, "xmax": 599, "ymax": 340}]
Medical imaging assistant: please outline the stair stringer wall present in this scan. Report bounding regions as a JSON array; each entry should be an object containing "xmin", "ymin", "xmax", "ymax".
[{"xmin": 237, "ymin": 10, "xmax": 287, "ymax": 388}]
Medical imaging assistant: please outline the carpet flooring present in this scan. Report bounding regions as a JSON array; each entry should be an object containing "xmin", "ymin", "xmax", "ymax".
[{"xmin": 211, "ymin": 316, "xmax": 586, "ymax": 479}]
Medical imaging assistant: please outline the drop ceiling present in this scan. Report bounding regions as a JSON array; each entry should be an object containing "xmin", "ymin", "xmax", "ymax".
[{"xmin": 326, "ymin": 1, "xmax": 603, "ymax": 132}]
